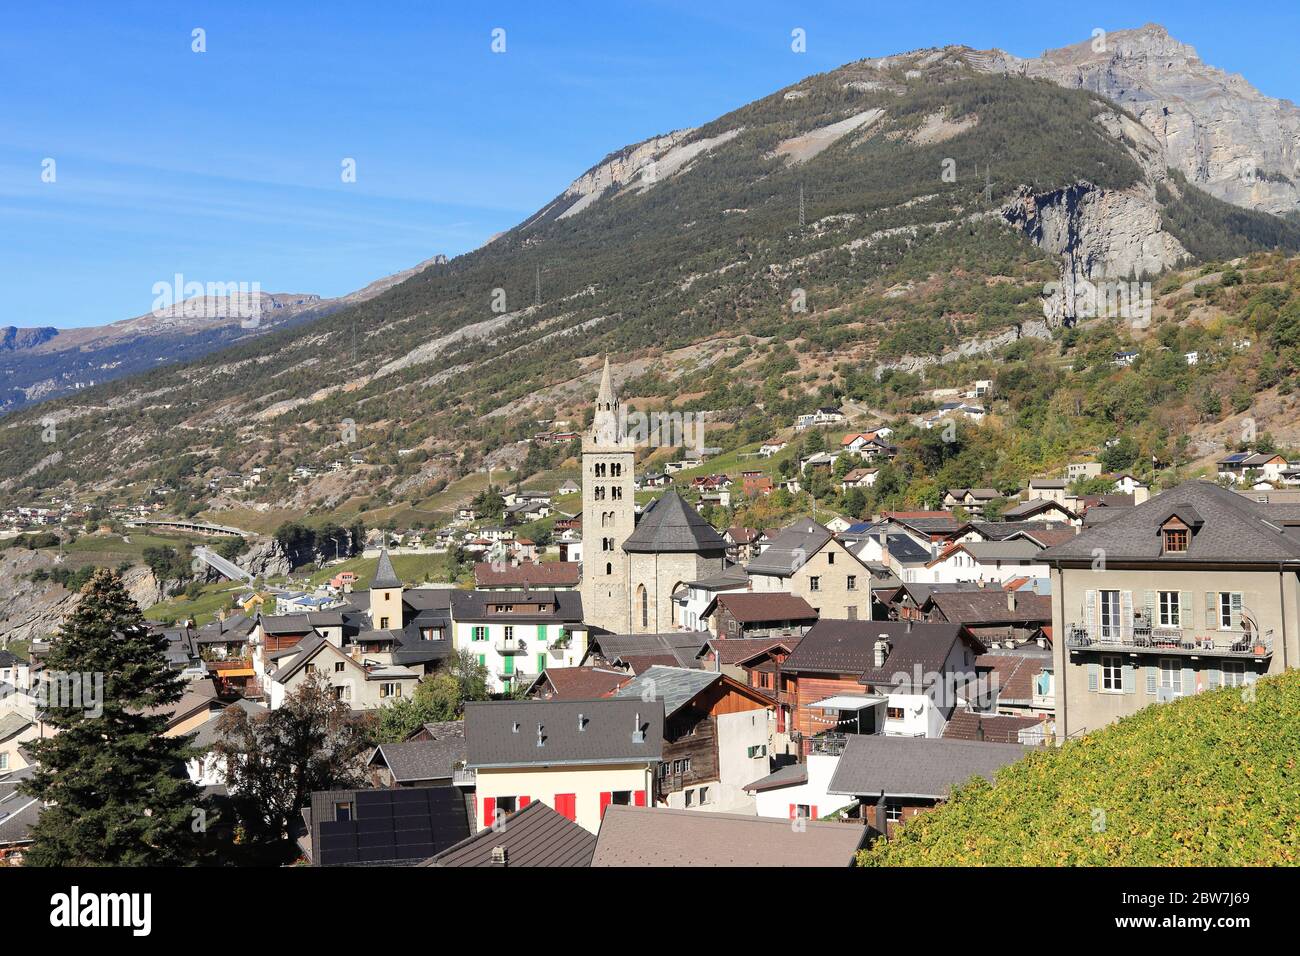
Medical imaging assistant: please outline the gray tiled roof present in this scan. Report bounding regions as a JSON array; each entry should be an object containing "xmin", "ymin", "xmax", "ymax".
[
  {"xmin": 371, "ymin": 548, "xmax": 403, "ymax": 589},
  {"xmin": 191, "ymin": 699, "xmax": 267, "ymax": 749},
  {"xmin": 465, "ymin": 697, "xmax": 663, "ymax": 768},
  {"xmin": 370, "ymin": 737, "xmax": 467, "ymax": 783},
  {"xmin": 614, "ymin": 666, "xmax": 721, "ymax": 717},
  {"xmin": 623, "ymin": 490, "xmax": 727, "ymax": 554},
  {"xmin": 427, "ymin": 800, "xmax": 595, "ymax": 867},
  {"xmin": 1042, "ymin": 480, "xmax": 1300, "ymax": 564},
  {"xmin": 0, "ymin": 767, "xmax": 40, "ymax": 847},
  {"xmin": 587, "ymin": 631, "xmax": 709, "ymax": 669},
  {"xmin": 746, "ymin": 517, "xmax": 833, "ymax": 576},
  {"xmin": 591, "ymin": 805, "xmax": 866, "ymax": 867},
  {"xmin": 827, "ymin": 735, "xmax": 1028, "ymax": 798},
  {"xmin": 449, "ymin": 589, "xmax": 584, "ymax": 623}
]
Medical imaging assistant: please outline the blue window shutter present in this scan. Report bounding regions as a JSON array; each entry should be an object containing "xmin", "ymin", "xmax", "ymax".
[
  {"xmin": 1122, "ymin": 663, "xmax": 1135, "ymax": 694},
  {"xmin": 1087, "ymin": 663, "xmax": 1099, "ymax": 693}
]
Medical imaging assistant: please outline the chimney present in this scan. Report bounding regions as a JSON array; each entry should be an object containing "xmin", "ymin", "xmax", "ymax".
[
  {"xmin": 1007, "ymin": 590, "xmax": 1017, "ymax": 613},
  {"xmin": 577, "ymin": 713, "xmax": 586, "ymax": 731},
  {"xmin": 1133, "ymin": 486, "xmax": 1150, "ymax": 505},
  {"xmin": 874, "ymin": 790, "xmax": 888, "ymax": 839},
  {"xmin": 929, "ymin": 541, "xmax": 938, "ymax": 561},
  {"xmin": 874, "ymin": 635, "xmax": 891, "ymax": 668},
  {"xmin": 536, "ymin": 723, "xmax": 545, "ymax": 748},
  {"xmin": 632, "ymin": 712, "xmax": 645, "ymax": 743},
  {"xmin": 490, "ymin": 846, "xmax": 509, "ymax": 867}
]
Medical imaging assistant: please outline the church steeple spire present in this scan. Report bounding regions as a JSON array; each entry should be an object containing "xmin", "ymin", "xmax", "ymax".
[{"xmin": 595, "ymin": 355, "xmax": 617, "ymax": 409}]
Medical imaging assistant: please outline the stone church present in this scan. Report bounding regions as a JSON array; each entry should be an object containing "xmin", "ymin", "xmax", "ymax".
[{"xmin": 580, "ymin": 358, "xmax": 728, "ymax": 634}]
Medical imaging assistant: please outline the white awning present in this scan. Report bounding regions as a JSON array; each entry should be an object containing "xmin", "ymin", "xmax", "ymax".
[{"xmin": 809, "ymin": 694, "xmax": 887, "ymax": 711}]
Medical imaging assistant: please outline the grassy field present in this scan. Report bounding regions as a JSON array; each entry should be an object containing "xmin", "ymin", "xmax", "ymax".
[
  {"xmin": 52, "ymin": 531, "xmax": 208, "ymax": 569},
  {"xmin": 145, "ymin": 580, "xmax": 249, "ymax": 625}
]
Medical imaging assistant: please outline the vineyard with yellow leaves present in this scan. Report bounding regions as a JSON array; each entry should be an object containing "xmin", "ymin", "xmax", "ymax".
[{"xmin": 860, "ymin": 671, "xmax": 1300, "ymax": 866}]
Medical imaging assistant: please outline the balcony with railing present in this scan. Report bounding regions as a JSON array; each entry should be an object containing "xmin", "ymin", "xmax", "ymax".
[
  {"xmin": 495, "ymin": 637, "xmax": 528, "ymax": 655},
  {"xmin": 1066, "ymin": 623, "xmax": 1272, "ymax": 659}
]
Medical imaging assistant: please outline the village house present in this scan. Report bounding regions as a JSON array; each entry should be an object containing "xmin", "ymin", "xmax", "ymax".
[
  {"xmin": 582, "ymin": 631, "xmax": 711, "ymax": 674},
  {"xmin": 463, "ymin": 697, "xmax": 664, "ymax": 835},
  {"xmin": 825, "ymin": 735, "xmax": 1027, "ymax": 835},
  {"xmin": 263, "ymin": 634, "xmax": 420, "ymax": 710},
  {"xmin": 450, "ymin": 589, "xmax": 587, "ymax": 695},
  {"xmin": 746, "ymin": 517, "xmax": 875, "ymax": 621},
  {"xmin": 670, "ymin": 565, "xmax": 749, "ymax": 631},
  {"xmin": 700, "ymin": 591, "xmax": 818, "ymax": 642},
  {"xmin": 614, "ymin": 666, "xmax": 773, "ymax": 812},
  {"xmin": 1217, "ymin": 451, "xmax": 1291, "ymax": 485},
  {"xmin": 777, "ymin": 619, "xmax": 983, "ymax": 753},
  {"xmin": 1042, "ymin": 480, "xmax": 1300, "ymax": 737},
  {"xmin": 426, "ymin": 800, "xmax": 596, "ymax": 867}
]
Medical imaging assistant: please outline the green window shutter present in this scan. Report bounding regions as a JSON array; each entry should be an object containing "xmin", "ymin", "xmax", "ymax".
[
  {"xmin": 1205, "ymin": 592, "xmax": 1217, "ymax": 629},
  {"xmin": 537, "ymin": 652, "xmax": 546, "ymax": 674},
  {"xmin": 1087, "ymin": 663, "xmax": 1099, "ymax": 693},
  {"xmin": 1229, "ymin": 593, "xmax": 1243, "ymax": 630},
  {"xmin": 1178, "ymin": 591, "xmax": 1193, "ymax": 629},
  {"xmin": 477, "ymin": 654, "xmax": 485, "ymax": 668},
  {"xmin": 538, "ymin": 624, "xmax": 547, "ymax": 642},
  {"xmin": 1145, "ymin": 666, "xmax": 1157, "ymax": 695},
  {"xmin": 1122, "ymin": 663, "xmax": 1135, "ymax": 694},
  {"xmin": 504, "ymin": 655, "xmax": 514, "ymax": 676}
]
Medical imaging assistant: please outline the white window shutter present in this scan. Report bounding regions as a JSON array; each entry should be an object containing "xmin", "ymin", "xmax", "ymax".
[
  {"xmin": 1179, "ymin": 591, "xmax": 1192, "ymax": 629},
  {"xmin": 1206, "ymin": 667, "xmax": 1219, "ymax": 691},
  {"xmin": 1084, "ymin": 590, "xmax": 1097, "ymax": 635},
  {"xmin": 1120, "ymin": 591, "xmax": 1134, "ymax": 639},
  {"xmin": 1205, "ymin": 591, "xmax": 1217, "ymax": 629},
  {"xmin": 1122, "ymin": 663, "xmax": 1136, "ymax": 694},
  {"xmin": 1087, "ymin": 663, "xmax": 1099, "ymax": 692},
  {"xmin": 1145, "ymin": 666, "xmax": 1157, "ymax": 695}
]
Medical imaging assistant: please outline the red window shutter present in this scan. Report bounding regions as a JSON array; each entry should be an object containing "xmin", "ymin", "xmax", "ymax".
[
  {"xmin": 789, "ymin": 803, "xmax": 796, "ymax": 820},
  {"xmin": 634, "ymin": 789, "xmax": 647, "ymax": 807},
  {"xmin": 599, "ymin": 791, "xmax": 612, "ymax": 820},
  {"xmin": 555, "ymin": 794, "xmax": 576, "ymax": 821},
  {"xmin": 482, "ymin": 797, "xmax": 496, "ymax": 829},
  {"xmin": 519, "ymin": 795, "xmax": 530, "ymax": 808},
  {"xmin": 811, "ymin": 805, "xmax": 818, "ymax": 820}
]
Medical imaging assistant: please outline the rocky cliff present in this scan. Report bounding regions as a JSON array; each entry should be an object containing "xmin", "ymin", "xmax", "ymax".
[{"xmin": 972, "ymin": 24, "xmax": 1300, "ymax": 217}]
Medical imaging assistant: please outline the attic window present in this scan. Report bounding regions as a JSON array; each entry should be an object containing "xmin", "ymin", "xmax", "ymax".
[{"xmin": 1162, "ymin": 527, "xmax": 1188, "ymax": 553}]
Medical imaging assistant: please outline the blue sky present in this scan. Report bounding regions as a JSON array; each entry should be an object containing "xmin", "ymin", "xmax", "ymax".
[{"xmin": 3, "ymin": 0, "xmax": 1298, "ymax": 329}]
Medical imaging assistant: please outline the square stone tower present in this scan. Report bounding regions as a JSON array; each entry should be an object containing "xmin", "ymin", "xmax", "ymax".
[{"xmin": 580, "ymin": 357, "xmax": 635, "ymax": 634}]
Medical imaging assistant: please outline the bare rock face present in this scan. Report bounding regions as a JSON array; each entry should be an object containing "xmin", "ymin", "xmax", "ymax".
[
  {"xmin": 239, "ymin": 538, "xmax": 294, "ymax": 579},
  {"xmin": 974, "ymin": 24, "xmax": 1300, "ymax": 216},
  {"xmin": 1002, "ymin": 181, "xmax": 1187, "ymax": 323}
]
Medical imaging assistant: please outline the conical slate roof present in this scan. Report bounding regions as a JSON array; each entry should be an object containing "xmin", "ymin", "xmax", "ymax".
[
  {"xmin": 595, "ymin": 355, "xmax": 616, "ymax": 407},
  {"xmin": 623, "ymin": 490, "xmax": 726, "ymax": 554},
  {"xmin": 371, "ymin": 548, "xmax": 403, "ymax": 589}
]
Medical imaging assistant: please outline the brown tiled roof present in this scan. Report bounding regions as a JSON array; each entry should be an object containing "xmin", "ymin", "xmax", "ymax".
[
  {"xmin": 942, "ymin": 710, "xmax": 1044, "ymax": 744},
  {"xmin": 975, "ymin": 652, "xmax": 1047, "ymax": 703},
  {"xmin": 591, "ymin": 806, "xmax": 866, "ymax": 867},
  {"xmin": 427, "ymin": 800, "xmax": 595, "ymax": 867},
  {"xmin": 713, "ymin": 592, "xmax": 818, "ymax": 624},
  {"xmin": 707, "ymin": 636, "xmax": 799, "ymax": 666},
  {"xmin": 537, "ymin": 667, "xmax": 631, "ymax": 699},
  {"xmin": 473, "ymin": 561, "xmax": 581, "ymax": 588}
]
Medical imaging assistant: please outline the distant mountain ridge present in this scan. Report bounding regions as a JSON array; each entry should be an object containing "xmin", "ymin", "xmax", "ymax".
[{"xmin": 0, "ymin": 256, "xmax": 447, "ymax": 414}]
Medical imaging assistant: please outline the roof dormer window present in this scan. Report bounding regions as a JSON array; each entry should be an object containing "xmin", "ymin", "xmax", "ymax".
[{"xmin": 1162, "ymin": 527, "xmax": 1188, "ymax": 553}]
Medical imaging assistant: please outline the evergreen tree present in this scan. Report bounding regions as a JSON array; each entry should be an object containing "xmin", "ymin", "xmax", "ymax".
[{"xmin": 21, "ymin": 568, "xmax": 206, "ymax": 866}]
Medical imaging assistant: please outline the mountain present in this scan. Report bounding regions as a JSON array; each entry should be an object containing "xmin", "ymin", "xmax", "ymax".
[
  {"xmin": 0, "ymin": 256, "xmax": 447, "ymax": 414},
  {"xmin": 2, "ymin": 25, "xmax": 1299, "ymax": 512}
]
